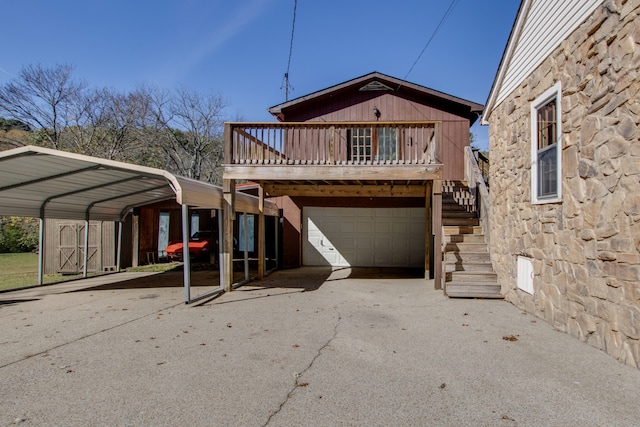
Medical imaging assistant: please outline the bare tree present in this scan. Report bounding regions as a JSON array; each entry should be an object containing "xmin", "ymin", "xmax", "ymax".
[
  {"xmin": 0, "ymin": 65, "xmax": 228, "ymax": 182},
  {"xmin": 0, "ymin": 64, "xmax": 86, "ymax": 149},
  {"xmin": 62, "ymin": 87, "xmax": 159, "ymax": 161},
  {"xmin": 152, "ymin": 87, "xmax": 226, "ymax": 184}
]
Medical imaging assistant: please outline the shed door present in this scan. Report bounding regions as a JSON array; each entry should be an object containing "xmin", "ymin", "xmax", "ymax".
[
  {"xmin": 302, "ymin": 207, "xmax": 425, "ymax": 267},
  {"xmin": 57, "ymin": 223, "xmax": 100, "ymax": 274},
  {"xmin": 58, "ymin": 224, "xmax": 79, "ymax": 274}
]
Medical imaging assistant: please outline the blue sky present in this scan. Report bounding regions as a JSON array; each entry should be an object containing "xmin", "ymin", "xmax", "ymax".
[{"xmin": 0, "ymin": 0, "xmax": 520, "ymax": 151}]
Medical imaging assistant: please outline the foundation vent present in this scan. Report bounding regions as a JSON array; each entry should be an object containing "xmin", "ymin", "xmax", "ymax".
[{"xmin": 517, "ymin": 256, "xmax": 534, "ymax": 294}]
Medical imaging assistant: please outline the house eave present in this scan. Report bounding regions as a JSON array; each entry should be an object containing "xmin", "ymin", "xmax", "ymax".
[
  {"xmin": 269, "ymin": 72, "xmax": 484, "ymax": 123},
  {"xmin": 482, "ymin": 0, "xmax": 531, "ymax": 125}
]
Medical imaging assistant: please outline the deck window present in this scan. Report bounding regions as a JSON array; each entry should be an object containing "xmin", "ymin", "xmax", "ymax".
[
  {"xmin": 531, "ymin": 82, "xmax": 562, "ymax": 204},
  {"xmin": 348, "ymin": 127, "xmax": 398, "ymax": 162},
  {"xmin": 376, "ymin": 127, "xmax": 398, "ymax": 161},
  {"xmin": 349, "ymin": 128, "xmax": 372, "ymax": 162}
]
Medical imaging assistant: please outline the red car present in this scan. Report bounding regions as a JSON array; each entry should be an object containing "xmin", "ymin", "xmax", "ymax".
[{"xmin": 165, "ymin": 231, "xmax": 213, "ymax": 261}]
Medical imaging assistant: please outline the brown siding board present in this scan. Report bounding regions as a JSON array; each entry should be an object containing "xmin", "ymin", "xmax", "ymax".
[{"xmin": 279, "ymin": 89, "xmax": 470, "ymax": 179}]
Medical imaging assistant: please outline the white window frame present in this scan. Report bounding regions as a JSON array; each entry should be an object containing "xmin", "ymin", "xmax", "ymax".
[{"xmin": 530, "ymin": 81, "xmax": 562, "ymax": 204}]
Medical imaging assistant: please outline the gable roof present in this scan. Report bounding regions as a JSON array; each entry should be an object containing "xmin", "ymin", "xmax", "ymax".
[
  {"xmin": 268, "ymin": 71, "xmax": 484, "ymax": 123},
  {"xmin": 482, "ymin": 0, "xmax": 604, "ymax": 124}
]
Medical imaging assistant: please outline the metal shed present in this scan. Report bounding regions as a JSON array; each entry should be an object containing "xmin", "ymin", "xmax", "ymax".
[{"xmin": 0, "ymin": 145, "xmax": 278, "ymax": 303}]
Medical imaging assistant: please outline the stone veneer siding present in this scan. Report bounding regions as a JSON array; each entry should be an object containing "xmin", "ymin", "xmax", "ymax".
[{"xmin": 488, "ymin": 0, "xmax": 640, "ymax": 368}]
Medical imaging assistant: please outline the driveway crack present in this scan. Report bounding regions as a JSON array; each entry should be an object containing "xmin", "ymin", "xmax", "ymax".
[{"xmin": 263, "ymin": 308, "xmax": 342, "ymax": 426}]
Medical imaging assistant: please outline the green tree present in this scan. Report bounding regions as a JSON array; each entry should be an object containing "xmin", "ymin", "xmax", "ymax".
[{"xmin": 0, "ymin": 217, "xmax": 39, "ymax": 253}]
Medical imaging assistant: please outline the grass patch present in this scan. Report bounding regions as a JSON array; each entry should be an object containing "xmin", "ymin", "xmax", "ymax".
[
  {"xmin": 0, "ymin": 253, "xmax": 82, "ymax": 291},
  {"xmin": 125, "ymin": 262, "xmax": 181, "ymax": 273},
  {"xmin": 0, "ymin": 253, "xmax": 182, "ymax": 292}
]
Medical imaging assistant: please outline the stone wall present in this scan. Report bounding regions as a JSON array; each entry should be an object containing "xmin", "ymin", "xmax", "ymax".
[{"xmin": 488, "ymin": 0, "xmax": 640, "ymax": 368}]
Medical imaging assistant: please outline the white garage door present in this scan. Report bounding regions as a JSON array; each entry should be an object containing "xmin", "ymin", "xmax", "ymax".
[{"xmin": 303, "ymin": 207, "xmax": 425, "ymax": 267}]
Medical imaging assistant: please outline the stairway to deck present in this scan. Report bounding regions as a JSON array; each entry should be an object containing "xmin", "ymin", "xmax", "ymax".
[{"xmin": 442, "ymin": 181, "xmax": 502, "ymax": 299}]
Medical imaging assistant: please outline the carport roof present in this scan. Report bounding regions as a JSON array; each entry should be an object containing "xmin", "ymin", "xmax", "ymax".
[{"xmin": 0, "ymin": 145, "xmax": 225, "ymax": 221}]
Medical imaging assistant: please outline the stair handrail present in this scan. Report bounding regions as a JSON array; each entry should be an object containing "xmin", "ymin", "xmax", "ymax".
[{"xmin": 464, "ymin": 146, "xmax": 490, "ymax": 245}]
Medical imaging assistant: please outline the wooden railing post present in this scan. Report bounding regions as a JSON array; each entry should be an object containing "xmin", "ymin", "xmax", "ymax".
[
  {"xmin": 432, "ymin": 179, "xmax": 443, "ymax": 290},
  {"xmin": 329, "ymin": 126, "xmax": 335, "ymax": 165},
  {"xmin": 425, "ymin": 181, "xmax": 432, "ymax": 280},
  {"xmin": 464, "ymin": 146, "xmax": 491, "ymax": 246},
  {"xmin": 224, "ymin": 123, "xmax": 233, "ymax": 165},
  {"xmin": 434, "ymin": 122, "xmax": 442, "ymax": 165}
]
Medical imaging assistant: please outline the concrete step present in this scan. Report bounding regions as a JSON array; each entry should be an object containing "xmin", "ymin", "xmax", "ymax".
[
  {"xmin": 444, "ymin": 234, "xmax": 486, "ymax": 243},
  {"xmin": 446, "ymin": 271, "xmax": 497, "ymax": 282},
  {"xmin": 445, "ymin": 242, "xmax": 488, "ymax": 252},
  {"xmin": 445, "ymin": 282, "xmax": 503, "ymax": 299},
  {"xmin": 443, "ymin": 225, "xmax": 483, "ymax": 235}
]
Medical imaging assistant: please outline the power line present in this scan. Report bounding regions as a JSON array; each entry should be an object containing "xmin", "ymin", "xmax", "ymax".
[
  {"xmin": 404, "ymin": 0, "xmax": 459, "ymax": 80},
  {"xmin": 282, "ymin": 0, "xmax": 297, "ymax": 101}
]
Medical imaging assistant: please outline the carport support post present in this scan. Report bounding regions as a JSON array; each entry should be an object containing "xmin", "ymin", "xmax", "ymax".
[
  {"xmin": 258, "ymin": 185, "xmax": 265, "ymax": 280},
  {"xmin": 432, "ymin": 180, "xmax": 443, "ymax": 290},
  {"xmin": 218, "ymin": 209, "xmax": 224, "ymax": 289},
  {"xmin": 116, "ymin": 221, "xmax": 123, "ymax": 272},
  {"xmin": 83, "ymin": 219, "xmax": 89, "ymax": 278},
  {"xmin": 182, "ymin": 204, "xmax": 192, "ymax": 303},
  {"xmin": 274, "ymin": 215, "xmax": 280, "ymax": 270},
  {"xmin": 243, "ymin": 213, "xmax": 249, "ymax": 280},
  {"xmin": 223, "ymin": 179, "xmax": 236, "ymax": 292},
  {"xmin": 37, "ymin": 216, "xmax": 45, "ymax": 285}
]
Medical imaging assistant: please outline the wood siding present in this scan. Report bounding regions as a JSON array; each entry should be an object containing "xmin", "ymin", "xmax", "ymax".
[
  {"xmin": 494, "ymin": 0, "xmax": 604, "ymax": 108},
  {"xmin": 44, "ymin": 219, "xmax": 116, "ymax": 274},
  {"xmin": 277, "ymin": 91, "xmax": 470, "ymax": 180}
]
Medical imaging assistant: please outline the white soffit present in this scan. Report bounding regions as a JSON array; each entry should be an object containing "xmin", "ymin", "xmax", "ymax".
[{"xmin": 0, "ymin": 146, "xmax": 239, "ymax": 221}]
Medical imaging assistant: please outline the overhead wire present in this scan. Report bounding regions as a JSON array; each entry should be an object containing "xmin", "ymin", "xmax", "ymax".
[{"xmin": 403, "ymin": 0, "xmax": 460, "ymax": 81}]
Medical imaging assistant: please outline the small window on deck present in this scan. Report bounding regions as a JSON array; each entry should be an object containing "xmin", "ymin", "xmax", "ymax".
[
  {"xmin": 349, "ymin": 128, "xmax": 373, "ymax": 162},
  {"xmin": 377, "ymin": 127, "xmax": 397, "ymax": 161},
  {"xmin": 348, "ymin": 127, "xmax": 398, "ymax": 162}
]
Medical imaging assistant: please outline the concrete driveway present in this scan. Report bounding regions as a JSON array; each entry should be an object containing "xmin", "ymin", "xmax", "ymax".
[{"xmin": 1, "ymin": 267, "xmax": 639, "ymax": 426}]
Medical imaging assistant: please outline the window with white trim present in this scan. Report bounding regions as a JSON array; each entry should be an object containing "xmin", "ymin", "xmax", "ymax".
[{"xmin": 531, "ymin": 82, "xmax": 562, "ymax": 204}]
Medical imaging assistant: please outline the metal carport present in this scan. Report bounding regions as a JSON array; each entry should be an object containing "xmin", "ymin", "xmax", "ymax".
[{"xmin": 0, "ymin": 145, "xmax": 278, "ymax": 303}]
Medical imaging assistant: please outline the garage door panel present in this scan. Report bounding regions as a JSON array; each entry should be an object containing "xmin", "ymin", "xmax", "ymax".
[
  {"xmin": 357, "ymin": 222, "xmax": 374, "ymax": 233},
  {"xmin": 303, "ymin": 207, "xmax": 425, "ymax": 268}
]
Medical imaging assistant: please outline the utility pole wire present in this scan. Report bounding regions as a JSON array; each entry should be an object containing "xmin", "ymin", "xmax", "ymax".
[
  {"xmin": 282, "ymin": 0, "xmax": 297, "ymax": 101},
  {"xmin": 404, "ymin": 0, "xmax": 459, "ymax": 81}
]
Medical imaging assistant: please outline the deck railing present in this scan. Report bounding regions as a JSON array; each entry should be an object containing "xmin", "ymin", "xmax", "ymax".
[
  {"xmin": 225, "ymin": 122, "xmax": 441, "ymax": 166},
  {"xmin": 464, "ymin": 146, "xmax": 491, "ymax": 246}
]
